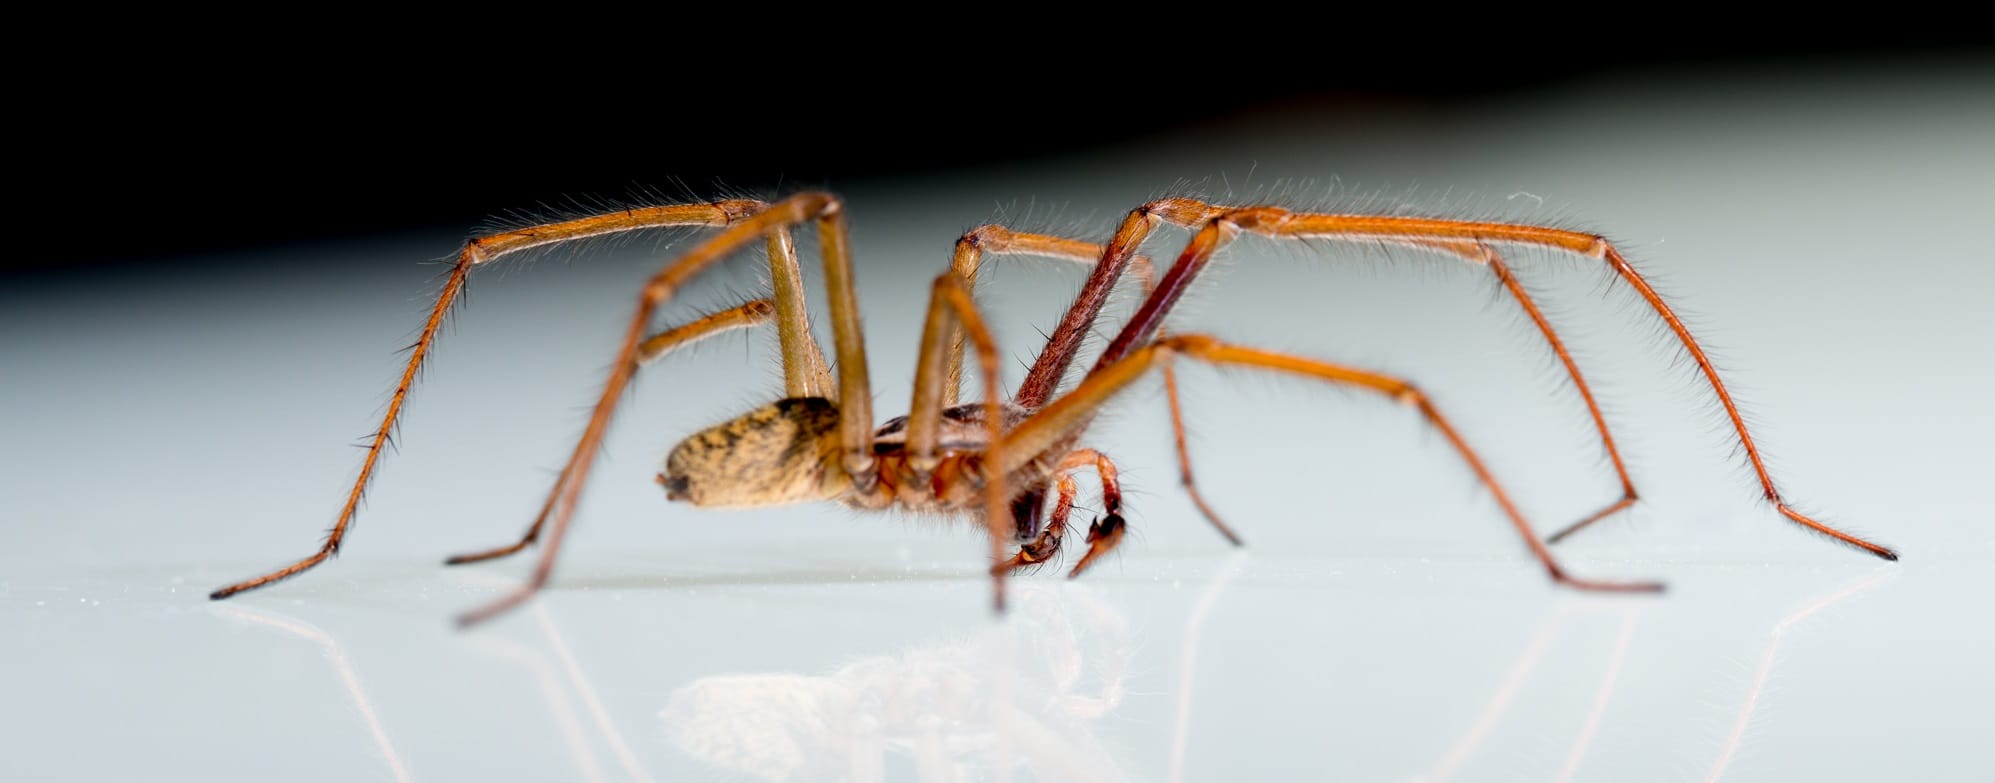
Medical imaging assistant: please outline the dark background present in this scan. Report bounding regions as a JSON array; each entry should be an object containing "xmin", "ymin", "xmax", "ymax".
[{"xmin": 19, "ymin": 43, "xmax": 1980, "ymax": 276}]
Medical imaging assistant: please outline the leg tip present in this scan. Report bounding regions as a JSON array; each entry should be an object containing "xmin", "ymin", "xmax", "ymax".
[
  {"xmin": 1557, "ymin": 573, "xmax": 1667, "ymax": 594},
  {"xmin": 455, "ymin": 606, "xmax": 502, "ymax": 630}
]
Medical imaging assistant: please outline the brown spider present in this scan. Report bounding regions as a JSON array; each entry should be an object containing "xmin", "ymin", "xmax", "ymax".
[{"xmin": 208, "ymin": 192, "xmax": 1898, "ymax": 626}]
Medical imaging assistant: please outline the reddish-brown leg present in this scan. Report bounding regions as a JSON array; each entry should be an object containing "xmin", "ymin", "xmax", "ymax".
[
  {"xmin": 904, "ymin": 272, "xmax": 1010, "ymax": 610},
  {"xmin": 947, "ymin": 222, "xmax": 1193, "ymax": 545},
  {"xmin": 995, "ymin": 472, "xmax": 1078, "ymax": 574},
  {"xmin": 1412, "ymin": 239, "xmax": 1639, "ymax": 544},
  {"xmin": 210, "ymin": 200, "xmax": 766, "ymax": 601},
  {"xmin": 941, "ymin": 224, "xmax": 1156, "ymax": 409},
  {"xmin": 457, "ymin": 192, "xmax": 876, "ymax": 627},
  {"xmin": 1094, "ymin": 205, "xmax": 1894, "ymax": 561},
  {"xmin": 1014, "ymin": 198, "xmax": 1222, "ymax": 409},
  {"xmin": 1000, "ymin": 334, "xmax": 1667, "ymax": 592},
  {"xmin": 1161, "ymin": 364, "xmax": 1243, "ymax": 546},
  {"xmin": 1063, "ymin": 449, "xmax": 1128, "ymax": 579},
  {"xmin": 943, "ymin": 224, "xmax": 1154, "ymax": 544},
  {"xmin": 442, "ymin": 299, "xmax": 780, "ymax": 566},
  {"xmin": 991, "ymin": 449, "xmax": 1128, "ymax": 578}
]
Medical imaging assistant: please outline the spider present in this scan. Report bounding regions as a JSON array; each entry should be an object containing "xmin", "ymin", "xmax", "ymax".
[{"xmin": 208, "ymin": 192, "xmax": 1898, "ymax": 626}]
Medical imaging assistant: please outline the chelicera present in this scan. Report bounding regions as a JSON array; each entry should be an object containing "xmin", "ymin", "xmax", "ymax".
[{"xmin": 210, "ymin": 193, "xmax": 1897, "ymax": 626}]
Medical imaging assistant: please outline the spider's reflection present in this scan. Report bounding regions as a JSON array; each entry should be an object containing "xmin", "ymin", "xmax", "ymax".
[
  {"xmin": 661, "ymin": 585, "xmax": 1137, "ymax": 782},
  {"xmin": 215, "ymin": 558, "xmax": 1892, "ymax": 782}
]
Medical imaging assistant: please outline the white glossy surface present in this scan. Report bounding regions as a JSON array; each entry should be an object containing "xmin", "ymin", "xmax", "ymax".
[{"xmin": 6, "ymin": 72, "xmax": 1992, "ymax": 781}]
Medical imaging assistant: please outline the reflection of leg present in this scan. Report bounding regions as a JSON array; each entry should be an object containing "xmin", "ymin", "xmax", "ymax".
[
  {"xmin": 1168, "ymin": 551, "xmax": 1249, "ymax": 783},
  {"xmin": 534, "ymin": 605, "xmax": 657, "ymax": 783},
  {"xmin": 1556, "ymin": 613, "xmax": 1638, "ymax": 783},
  {"xmin": 1427, "ymin": 610, "xmax": 1566, "ymax": 782},
  {"xmin": 1706, "ymin": 570, "xmax": 1891, "ymax": 782},
  {"xmin": 471, "ymin": 632, "xmax": 604, "ymax": 781},
  {"xmin": 216, "ymin": 605, "xmax": 415, "ymax": 783}
]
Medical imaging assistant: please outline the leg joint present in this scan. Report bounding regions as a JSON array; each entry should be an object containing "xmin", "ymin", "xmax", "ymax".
[
  {"xmin": 1217, "ymin": 205, "xmax": 1292, "ymax": 234},
  {"xmin": 714, "ymin": 199, "xmax": 768, "ymax": 221},
  {"xmin": 643, "ymin": 278, "xmax": 675, "ymax": 304},
  {"xmin": 1140, "ymin": 197, "xmax": 1219, "ymax": 227},
  {"xmin": 1394, "ymin": 383, "xmax": 1426, "ymax": 407},
  {"xmin": 959, "ymin": 224, "xmax": 1010, "ymax": 252}
]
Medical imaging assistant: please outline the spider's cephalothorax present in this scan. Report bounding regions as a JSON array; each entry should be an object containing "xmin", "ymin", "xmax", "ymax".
[{"xmin": 211, "ymin": 191, "xmax": 1895, "ymax": 627}]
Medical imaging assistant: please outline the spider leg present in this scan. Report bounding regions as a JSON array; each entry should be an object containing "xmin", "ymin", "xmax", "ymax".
[
  {"xmin": 1413, "ymin": 239, "xmax": 1638, "ymax": 545},
  {"xmin": 990, "ymin": 448, "xmax": 1128, "ymax": 578},
  {"xmin": 456, "ymin": 192, "xmax": 874, "ymax": 627},
  {"xmin": 442, "ymin": 299, "xmax": 779, "ymax": 566},
  {"xmin": 942, "ymin": 224, "xmax": 1157, "ymax": 408},
  {"xmin": 1014, "ymin": 198, "xmax": 1222, "ymax": 409},
  {"xmin": 210, "ymin": 200, "xmax": 768, "ymax": 602},
  {"xmin": 1060, "ymin": 449, "xmax": 1127, "ymax": 579},
  {"xmin": 941, "ymin": 223, "xmax": 1157, "ymax": 541},
  {"xmin": 1096, "ymin": 203, "xmax": 1894, "ymax": 561},
  {"xmin": 906, "ymin": 273, "xmax": 1011, "ymax": 610},
  {"xmin": 1161, "ymin": 364, "xmax": 1242, "ymax": 545},
  {"xmin": 763, "ymin": 226, "xmax": 836, "ymax": 398},
  {"xmin": 994, "ymin": 471, "xmax": 1078, "ymax": 575},
  {"xmin": 999, "ymin": 334, "xmax": 1666, "ymax": 593}
]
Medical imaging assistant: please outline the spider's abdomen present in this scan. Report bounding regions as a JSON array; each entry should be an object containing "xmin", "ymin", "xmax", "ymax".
[{"xmin": 659, "ymin": 397, "xmax": 848, "ymax": 508}]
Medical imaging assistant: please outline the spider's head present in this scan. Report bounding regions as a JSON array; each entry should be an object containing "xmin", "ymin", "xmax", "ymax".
[{"xmin": 658, "ymin": 397, "xmax": 848, "ymax": 508}]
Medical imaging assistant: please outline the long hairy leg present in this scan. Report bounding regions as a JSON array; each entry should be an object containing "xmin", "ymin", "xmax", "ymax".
[
  {"xmin": 1411, "ymin": 239, "xmax": 1638, "ymax": 544},
  {"xmin": 1000, "ymin": 333, "xmax": 1667, "ymax": 592},
  {"xmin": 943, "ymin": 223, "xmax": 1151, "ymax": 542},
  {"xmin": 763, "ymin": 226, "xmax": 835, "ymax": 398},
  {"xmin": 1161, "ymin": 364, "xmax": 1242, "ymax": 545},
  {"xmin": 457, "ymin": 192, "xmax": 873, "ymax": 627},
  {"xmin": 442, "ymin": 299, "xmax": 780, "ymax": 566},
  {"xmin": 445, "ymin": 223, "xmax": 833, "ymax": 567},
  {"xmin": 906, "ymin": 273, "xmax": 1010, "ymax": 610},
  {"xmin": 1011, "ymin": 199, "xmax": 1221, "ymax": 409},
  {"xmin": 941, "ymin": 224, "xmax": 1156, "ymax": 407},
  {"xmin": 210, "ymin": 200, "xmax": 767, "ymax": 601},
  {"xmin": 1095, "ymin": 204, "xmax": 1893, "ymax": 561}
]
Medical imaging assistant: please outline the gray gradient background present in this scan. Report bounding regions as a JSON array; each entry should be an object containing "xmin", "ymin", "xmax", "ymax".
[{"xmin": 4, "ymin": 69, "xmax": 1992, "ymax": 781}]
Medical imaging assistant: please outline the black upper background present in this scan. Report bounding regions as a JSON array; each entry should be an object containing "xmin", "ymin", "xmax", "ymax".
[{"xmin": 17, "ymin": 42, "xmax": 1980, "ymax": 278}]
